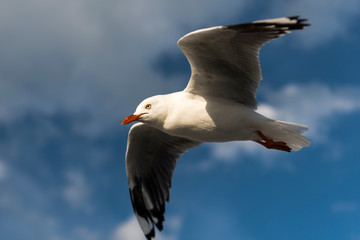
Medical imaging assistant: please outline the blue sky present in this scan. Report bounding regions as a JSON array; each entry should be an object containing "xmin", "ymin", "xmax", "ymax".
[{"xmin": 1, "ymin": 0, "xmax": 360, "ymax": 239}]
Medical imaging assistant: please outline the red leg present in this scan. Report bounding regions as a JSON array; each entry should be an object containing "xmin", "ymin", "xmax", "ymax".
[{"xmin": 255, "ymin": 130, "xmax": 291, "ymax": 152}]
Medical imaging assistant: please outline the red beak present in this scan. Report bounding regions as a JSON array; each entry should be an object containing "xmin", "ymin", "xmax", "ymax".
[{"xmin": 122, "ymin": 114, "xmax": 143, "ymax": 125}]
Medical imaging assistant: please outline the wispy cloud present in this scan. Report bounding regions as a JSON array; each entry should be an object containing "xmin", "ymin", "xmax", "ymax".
[
  {"xmin": 331, "ymin": 201, "xmax": 358, "ymax": 213},
  {"xmin": 269, "ymin": 0, "xmax": 360, "ymax": 48},
  {"xmin": 0, "ymin": 160, "xmax": 8, "ymax": 180},
  {"xmin": 62, "ymin": 170, "xmax": 92, "ymax": 213},
  {"xmin": 259, "ymin": 83, "xmax": 360, "ymax": 142},
  {"xmin": 74, "ymin": 227, "xmax": 100, "ymax": 240},
  {"xmin": 0, "ymin": 164, "xmax": 63, "ymax": 240},
  {"xmin": 1, "ymin": 0, "xmax": 358, "ymax": 137},
  {"xmin": 111, "ymin": 216, "xmax": 145, "ymax": 240},
  {"xmin": 205, "ymin": 83, "xmax": 360, "ymax": 168},
  {"xmin": 0, "ymin": 0, "xmax": 248, "ymax": 136}
]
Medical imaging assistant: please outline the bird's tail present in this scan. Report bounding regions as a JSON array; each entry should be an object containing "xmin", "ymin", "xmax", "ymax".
[{"xmin": 262, "ymin": 120, "xmax": 310, "ymax": 151}]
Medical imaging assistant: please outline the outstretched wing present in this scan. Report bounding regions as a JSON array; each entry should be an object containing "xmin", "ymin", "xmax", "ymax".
[
  {"xmin": 125, "ymin": 123, "xmax": 200, "ymax": 239},
  {"xmin": 178, "ymin": 16, "xmax": 309, "ymax": 109}
]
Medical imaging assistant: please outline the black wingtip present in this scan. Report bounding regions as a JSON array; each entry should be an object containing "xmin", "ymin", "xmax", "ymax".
[
  {"xmin": 288, "ymin": 16, "xmax": 311, "ymax": 28},
  {"xmin": 225, "ymin": 15, "xmax": 310, "ymax": 33},
  {"xmin": 129, "ymin": 177, "xmax": 168, "ymax": 240},
  {"xmin": 145, "ymin": 229, "xmax": 155, "ymax": 240}
]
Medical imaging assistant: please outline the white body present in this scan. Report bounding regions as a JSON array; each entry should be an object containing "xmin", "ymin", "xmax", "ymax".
[
  {"xmin": 137, "ymin": 92, "xmax": 309, "ymax": 150},
  {"xmin": 124, "ymin": 16, "xmax": 311, "ymax": 240},
  {"xmin": 160, "ymin": 92, "xmax": 265, "ymax": 142}
]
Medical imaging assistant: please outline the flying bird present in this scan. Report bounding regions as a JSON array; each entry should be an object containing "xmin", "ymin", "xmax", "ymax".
[{"xmin": 122, "ymin": 16, "xmax": 310, "ymax": 239}]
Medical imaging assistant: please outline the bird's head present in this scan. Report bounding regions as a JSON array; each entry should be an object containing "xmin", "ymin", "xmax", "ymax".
[{"xmin": 122, "ymin": 95, "xmax": 167, "ymax": 126}]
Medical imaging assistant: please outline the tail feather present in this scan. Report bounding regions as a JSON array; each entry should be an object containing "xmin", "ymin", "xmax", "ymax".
[
  {"xmin": 276, "ymin": 120, "xmax": 308, "ymax": 134},
  {"xmin": 264, "ymin": 120, "xmax": 310, "ymax": 151}
]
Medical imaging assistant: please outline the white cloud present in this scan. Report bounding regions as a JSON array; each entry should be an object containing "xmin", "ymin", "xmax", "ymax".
[
  {"xmin": 208, "ymin": 83, "xmax": 360, "ymax": 165},
  {"xmin": 269, "ymin": 0, "xmax": 360, "ymax": 48},
  {"xmin": 0, "ymin": 165, "xmax": 63, "ymax": 240},
  {"xmin": 1, "ymin": 0, "xmax": 358, "ymax": 136},
  {"xmin": 74, "ymin": 227, "xmax": 100, "ymax": 240},
  {"xmin": 259, "ymin": 83, "xmax": 360, "ymax": 142},
  {"xmin": 331, "ymin": 201, "xmax": 358, "ymax": 213},
  {"xmin": 0, "ymin": 0, "xmax": 248, "ymax": 136},
  {"xmin": 350, "ymin": 233, "xmax": 360, "ymax": 240},
  {"xmin": 111, "ymin": 216, "xmax": 146, "ymax": 240},
  {"xmin": 0, "ymin": 158, "xmax": 100, "ymax": 240},
  {"xmin": 112, "ymin": 215, "xmax": 182, "ymax": 240},
  {"xmin": 62, "ymin": 170, "xmax": 92, "ymax": 213},
  {"xmin": 0, "ymin": 0, "xmax": 358, "ymax": 138},
  {"xmin": 210, "ymin": 141, "xmax": 262, "ymax": 159},
  {"xmin": 0, "ymin": 160, "xmax": 8, "ymax": 180},
  {"xmin": 204, "ymin": 141, "xmax": 296, "ymax": 172}
]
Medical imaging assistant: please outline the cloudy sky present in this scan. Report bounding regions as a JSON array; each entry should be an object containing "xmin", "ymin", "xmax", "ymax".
[{"xmin": 1, "ymin": 0, "xmax": 360, "ymax": 239}]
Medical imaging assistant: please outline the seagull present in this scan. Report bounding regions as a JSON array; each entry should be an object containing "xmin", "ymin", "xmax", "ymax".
[{"xmin": 122, "ymin": 16, "xmax": 310, "ymax": 239}]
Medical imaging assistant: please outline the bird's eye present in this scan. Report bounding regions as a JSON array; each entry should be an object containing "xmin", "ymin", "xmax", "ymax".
[{"xmin": 145, "ymin": 104, "xmax": 151, "ymax": 109}]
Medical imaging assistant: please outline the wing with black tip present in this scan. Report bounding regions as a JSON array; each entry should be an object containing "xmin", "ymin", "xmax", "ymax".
[
  {"xmin": 178, "ymin": 16, "xmax": 309, "ymax": 109},
  {"xmin": 125, "ymin": 123, "xmax": 200, "ymax": 239}
]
